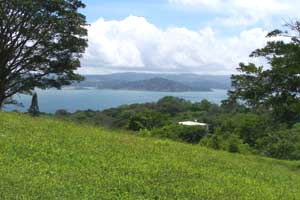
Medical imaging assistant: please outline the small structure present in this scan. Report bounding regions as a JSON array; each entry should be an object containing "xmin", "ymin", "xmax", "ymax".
[{"xmin": 178, "ymin": 121, "xmax": 209, "ymax": 131}]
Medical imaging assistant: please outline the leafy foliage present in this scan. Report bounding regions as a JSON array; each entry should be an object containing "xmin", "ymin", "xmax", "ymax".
[
  {"xmin": 200, "ymin": 128, "xmax": 251, "ymax": 154},
  {"xmin": 216, "ymin": 113, "xmax": 268, "ymax": 147},
  {"xmin": 151, "ymin": 124, "xmax": 207, "ymax": 143},
  {"xmin": 127, "ymin": 110, "xmax": 168, "ymax": 131},
  {"xmin": 0, "ymin": 0, "xmax": 88, "ymax": 108},
  {"xmin": 157, "ymin": 96, "xmax": 193, "ymax": 116},
  {"xmin": 229, "ymin": 21, "xmax": 300, "ymax": 124},
  {"xmin": 257, "ymin": 124, "xmax": 300, "ymax": 160},
  {"xmin": 52, "ymin": 95, "xmax": 300, "ymax": 160}
]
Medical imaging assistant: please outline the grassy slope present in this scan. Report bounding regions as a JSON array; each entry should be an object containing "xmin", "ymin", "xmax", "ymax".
[{"xmin": 0, "ymin": 112, "xmax": 299, "ymax": 200}]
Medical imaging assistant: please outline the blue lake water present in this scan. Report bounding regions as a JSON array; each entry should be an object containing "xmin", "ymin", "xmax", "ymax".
[{"xmin": 6, "ymin": 88, "xmax": 228, "ymax": 113}]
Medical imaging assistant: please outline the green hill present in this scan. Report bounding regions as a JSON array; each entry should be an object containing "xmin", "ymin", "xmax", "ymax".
[
  {"xmin": 97, "ymin": 77, "xmax": 210, "ymax": 92},
  {"xmin": 0, "ymin": 112, "xmax": 299, "ymax": 199}
]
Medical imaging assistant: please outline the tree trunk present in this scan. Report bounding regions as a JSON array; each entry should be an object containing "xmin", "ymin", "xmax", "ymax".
[
  {"xmin": 0, "ymin": 100, "xmax": 3, "ymax": 111},
  {"xmin": 0, "ymin": 87, "xmax": 6, "ymax": 111}
]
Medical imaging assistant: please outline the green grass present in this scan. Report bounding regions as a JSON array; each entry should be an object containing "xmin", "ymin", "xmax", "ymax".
[{"xmin": 0, "ymin": 112, "xmax": 299, "ymax": 200}]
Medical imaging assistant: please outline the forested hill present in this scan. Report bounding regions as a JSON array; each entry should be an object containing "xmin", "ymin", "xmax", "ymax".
[
  {"xmin": 72, "ymin": 73, "xmax": 231, "ymax": 91},
  {"xmin": 97, "ymin": 77, "xmax": 211, "ymax": 92}
]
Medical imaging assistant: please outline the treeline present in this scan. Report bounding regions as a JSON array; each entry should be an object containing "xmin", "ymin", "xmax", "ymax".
[{"xmin": 53, "ymin": 96, "xmax": 300, "ymax": 160}]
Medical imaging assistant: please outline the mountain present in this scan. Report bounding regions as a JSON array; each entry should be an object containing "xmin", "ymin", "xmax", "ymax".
[
  {"xmin": 96, "ymin": 77, "xmax": 210, "ymax": 92},
  {"xmin": 73, "ymin": 72, "xmax": 232, "ymax": 91}
]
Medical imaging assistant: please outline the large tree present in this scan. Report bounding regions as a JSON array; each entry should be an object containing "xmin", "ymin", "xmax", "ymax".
[
  {"xmin": 228, "ymin": 21, "xmax": 300, "ymax": 124},
  {"xmin": 0, "ymin": 0, "xmax": 88, "ymax": 108}
]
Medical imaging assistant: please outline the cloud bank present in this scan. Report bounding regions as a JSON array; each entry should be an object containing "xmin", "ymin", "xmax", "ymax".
[
  {"xmin": 79, "ymin": 16, "xmax": 270, "ymax": 75},
  {"xmin": 169, "ymin": 0, "xmax": 299, "ymax": 27}
]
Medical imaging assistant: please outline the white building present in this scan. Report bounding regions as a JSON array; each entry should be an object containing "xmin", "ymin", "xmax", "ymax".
[{"xmin": 178, "ymin": 121, "xmax": 209, "ymax": 131}]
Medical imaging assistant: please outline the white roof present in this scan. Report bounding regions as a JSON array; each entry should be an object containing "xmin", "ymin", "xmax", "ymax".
[{"xmin": 178, "ymin": 121, "xmax": 208, "ymax": 126}]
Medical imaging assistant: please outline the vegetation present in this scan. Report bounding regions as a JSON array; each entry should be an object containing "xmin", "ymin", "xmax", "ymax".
[
  {"xmin": 150, "ymin": 124, "xmax": 207, "ymax": 144},
  {"xmin": 98, "ymin": 77, "xmax": 211, "ymax": 92},
  {"xmin": 28, "ymin": 92, "xmax": 39, "ymax": 116},
  {"xmin": 55, "ymin": 24, "xmax": 300, "ymax": 155},
  {"xmin": 53, "ymin": 94, "xmax": 300, "ymax": 160},
  {"xmin": 1, "ymin": 112, "xmax": 300, "ymax": 199},
  {"xmin": 0, "ymin": 0, "xmax": 88, "ymax": 108},
  {"xmin": 228, "ymin": 21, "xmax": 300, "ymax": 124},
  {"xmin": 1, "ymin": 0, "xmax": 300, "ymax": 197},
  {"xmin": 73, "ymin": 73, "xmax": 231, "ymax": 91}
]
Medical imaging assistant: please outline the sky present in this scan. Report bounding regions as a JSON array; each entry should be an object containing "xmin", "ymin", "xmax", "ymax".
[{"xmin": 78, "ymin": 0, "xmax": 299, "ymax": 75}]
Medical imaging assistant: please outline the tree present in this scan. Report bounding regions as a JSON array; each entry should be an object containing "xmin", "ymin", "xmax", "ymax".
[
  {"xmin": 229, "ymin": 21, "xmax": 300, "ymax": 124},
  {"xmin": 0, "ymin": 0, "xmax": 88, "ymax": 109},
  {"xmin": 127, "ymin": 110, "xmax": 168, "ymax": 131},
  {"xmin": 157, "ymin": 96, "xmax": 191, "ymax": 116},
  {"xmin": 28, "ymin": 92, "xmax": 39, "ymax": 116}
]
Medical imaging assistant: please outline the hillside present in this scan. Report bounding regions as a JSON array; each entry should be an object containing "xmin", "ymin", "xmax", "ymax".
[
  {"xmin": 73, "ymin": 73, "xmax": 231, "ymax": 91},
  {"xmin": 0, "ymin": 112, "xmax": 300, "ymax": 199},
  {"xmin": 97, "ymin": 77, "xmax": 210, "ymax": 92}
]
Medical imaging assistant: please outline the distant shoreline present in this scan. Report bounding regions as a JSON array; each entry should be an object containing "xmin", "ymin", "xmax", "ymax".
[{"xmin": 64, "ymin": 86, "xmax": 213, "ymax": 93}]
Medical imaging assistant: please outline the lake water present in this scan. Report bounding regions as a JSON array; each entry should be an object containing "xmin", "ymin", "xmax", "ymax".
[{"xmin": 6, "ymin": 88, "xmax": 228, "ymax": 113}]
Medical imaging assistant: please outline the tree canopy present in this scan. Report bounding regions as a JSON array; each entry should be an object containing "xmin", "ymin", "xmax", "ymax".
[
  {"xmin": 228, "ymin": 21, "xmax": 300, "ymax": 124},
  {"xmin": 0, "ymin": 0, "xmax": 88, "ymax": 108}
]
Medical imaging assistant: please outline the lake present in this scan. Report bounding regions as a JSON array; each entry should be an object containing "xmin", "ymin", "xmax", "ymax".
[{"xmin": 6, "ymin": 88, "xmax": 228, "ymax": 113}]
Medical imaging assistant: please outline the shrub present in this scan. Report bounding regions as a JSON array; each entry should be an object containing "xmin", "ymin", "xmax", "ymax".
[
  {"xmin": 55, "ymin": 109, "xmax": 70, "ymax": 116},
  {"xmin": 127, "ymin": 110, "xmax": 168, "ymax": 131},
  {"xmin": 151, "ymin": 124, "xmax": 207, "ymax": 143},
  {"xmin": 217, "ymin": 113, "xmax": 268, "ymax": 147},
  {"xmin": 226, "ymin": 135, "xmax": 243, "ymax": 153},
  {"xmin": 200, "ymin": 128, "xmax": 251, "ymax": 154},
  {"xmin": 257, "ymin": 125, "xmax": 300, "ymax": 160},
  {"xmin": 138, "ymin": 129, "xmax": 152, "ymax": 137}
]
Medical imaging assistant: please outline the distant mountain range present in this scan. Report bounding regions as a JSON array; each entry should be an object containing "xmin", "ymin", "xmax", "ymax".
[
  {"xmin": 72, "ymin": 72, "xmax": 231, "ymax": 92},
  {"xmin": 97, "ymin": 77, "xmax": 209, "ymax": 92}
]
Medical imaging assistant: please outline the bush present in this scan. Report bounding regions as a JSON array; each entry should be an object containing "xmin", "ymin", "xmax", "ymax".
[
  {"xmin": 127, "ymin": 110, "xmax": 168, "ymax": 131},
  {"xmin": 257, "ymin": 125, "xmax": 300, "ymax": 160},
  {"xmin": 151, "ymin": 124, "xmax": 207, "ymax": 143},
  {"xmin": 138, "ymin": 129, "xmax": 152, "ymax": 137},
  {"xmin": 226, "ymin": 135, "xmax": 243, "ymax": 153},
  {"xmin": 55, "ymin": 109, "xmax": 70, "ymax": 116},
  {"xmin": 217, "ymin": 113, "xmax": 268, "ymax": 147},
  {"xmin": 200, "ymin": 128, "xmax": 251, "ymax": 154}
]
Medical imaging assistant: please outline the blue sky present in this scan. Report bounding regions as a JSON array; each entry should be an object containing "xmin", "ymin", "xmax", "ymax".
[
  {"xmin": 78, "ymin": 0, "xmax": 299, "ymax": 75},
  {"xmin": 82, "ymin": 0, "xmax": 212, "ymax": 30}
]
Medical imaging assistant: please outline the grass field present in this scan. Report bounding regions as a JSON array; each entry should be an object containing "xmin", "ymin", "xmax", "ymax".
[{"xmin": 0, "ymin": 112, "xmax": 299, "ymax": 199}]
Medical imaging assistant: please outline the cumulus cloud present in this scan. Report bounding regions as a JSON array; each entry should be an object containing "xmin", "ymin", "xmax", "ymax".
[
  {"xmin": 79, "ymin": 16, "xmax": 270, "ymax": 75},
  {"xmin": 169, "ymin": 0, "xmax": 299, "ymax": 27}
]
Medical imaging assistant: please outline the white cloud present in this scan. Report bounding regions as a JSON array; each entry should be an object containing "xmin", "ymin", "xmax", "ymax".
[
  {"xmin": 79, "ymin": 16, "xmax": 270, "ymax": 75},
  {"xmin": 169, "ymin": 0, "xmax": 299, "ymax": 27}
]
